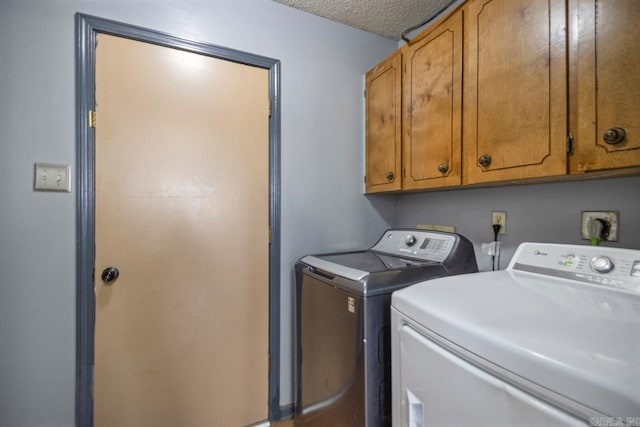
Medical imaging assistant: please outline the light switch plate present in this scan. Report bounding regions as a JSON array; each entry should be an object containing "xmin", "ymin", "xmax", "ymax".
[{"xmin": 34, "ymin": 163, "xmax": 71, "ymax": 192}]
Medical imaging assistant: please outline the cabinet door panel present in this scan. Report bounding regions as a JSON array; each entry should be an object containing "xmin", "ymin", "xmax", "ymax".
[
  {"xmin": 464, "ymin": 0, "xmax": 567, "ymax": 184},
  {"xmin": 571, "ymin": 0, "xmax": 640, "ymax": 172},
  {"xmin": 365, "ymin": 52, "xmax": 402, "ymax": 193},
  {"xmin": 403, "ymin": 10, "xmax": 462, "ymax": 190}
]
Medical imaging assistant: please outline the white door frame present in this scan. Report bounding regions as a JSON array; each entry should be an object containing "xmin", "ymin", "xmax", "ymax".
[{"xmin": 74, "ymin": 13, "xmax": 282, "ymax": 427}]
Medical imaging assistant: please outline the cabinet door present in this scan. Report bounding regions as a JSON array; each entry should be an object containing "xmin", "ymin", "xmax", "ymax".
[
  {"xmin": 463, "ymin": 0, "xmax": 568, "ymax": 184},
  {"xmin": 403, "ymin": 10, "xmax": 463, "ymax": 190},
  {"xmin": 570, "ymin": 0, "xmax": 640, "ymax": 173},
  {"xmin": 365, "ymin": 51, "xmax": 402, "ymax": 193}
]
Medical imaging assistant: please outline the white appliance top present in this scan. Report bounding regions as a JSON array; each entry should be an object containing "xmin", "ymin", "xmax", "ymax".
[{"xmin": 392, "ymin": 242, "xmax": 640, "ymax": 419}]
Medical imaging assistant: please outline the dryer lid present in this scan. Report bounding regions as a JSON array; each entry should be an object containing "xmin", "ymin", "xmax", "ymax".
[{"xmin": 392, "ymin": 269, "xmax": 640, "ymax": 419}]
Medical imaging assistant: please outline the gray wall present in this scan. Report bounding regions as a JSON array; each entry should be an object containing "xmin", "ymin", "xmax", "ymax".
[
  {"xmin": 0, "ymin": 0, "xmax": 397, "ymax": 425},
  {"xmin": 397, "ymin": 176, "xmax": 640, "ymax": 271},
  {"xmin": 6, "ymin": 1, "xmax": 637, "ymax": 425}
]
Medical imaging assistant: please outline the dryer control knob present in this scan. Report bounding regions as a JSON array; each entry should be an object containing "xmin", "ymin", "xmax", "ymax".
[
  {"xmin": 404, "ymin": 235, "xmax": 417, "ymax": 247},
  {"xmin": 590, "ymin": 256, "xmax": 615, "ymax": 274}
]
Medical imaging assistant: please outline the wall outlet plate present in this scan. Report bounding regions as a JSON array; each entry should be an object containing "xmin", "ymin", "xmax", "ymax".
[
  {"xmin": 491, "ymin": 211, "xmax": 506, "ymax": 234},
  {"xmin": 34, "ymin": 163, "xmax": 71, "ymax": 192},
  {"xmin": 581, "ymin": 211, "xmax": 619, "ymax": 241}
]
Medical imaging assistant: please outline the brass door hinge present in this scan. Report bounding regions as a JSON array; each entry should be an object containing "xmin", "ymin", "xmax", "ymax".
[
  {"xmin": 89, "ymin": 110, "xmax": 96, "ymax": 128},
  {"xmin": 364, "ymin": 175, "xmax": 367, "ymax": 184}
]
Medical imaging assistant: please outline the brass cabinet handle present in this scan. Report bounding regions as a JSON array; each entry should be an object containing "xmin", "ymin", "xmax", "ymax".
[
  {"xmin": 386, "ymin": 171, "xmax": 394, "ymax": 181},
  {"xmin": 478, "ymin": 154, "xmax": 492, "ymax": 168},
  {"xmin": 438, "ymin": 162, "xmax": 449, "ymax": 174},
  {"xmin": 603, "ymin": 127, "xmax": 626, "ymax": 145}
]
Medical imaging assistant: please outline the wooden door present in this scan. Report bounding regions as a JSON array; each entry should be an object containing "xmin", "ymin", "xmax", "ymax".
[
  {"xmin": 365, "ymin": 50, "xmax": 402, "ymax": 193},
  {"xmin": 570, "ymin": 0, "xmax": 640, "ymax": 173},
  {"xmin": 463, "ymin": 0, "xmax": 568, "ymax": 184},
  {"xmin": 403, "ymin": 9, "xmax": 463, "ymax": 190},
  {"xmin": 93, "ymin": 34, "xmax": 269, "ymax": 427}
]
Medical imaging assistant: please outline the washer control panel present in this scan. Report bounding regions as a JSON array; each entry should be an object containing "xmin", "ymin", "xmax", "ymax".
[
  {"xmin": 371, "ymin": 230, "xmax": 457, "ymax": 262},
  {"xmin": 510, "ymin": 243, "xmax": 640, "ymax": 294}
]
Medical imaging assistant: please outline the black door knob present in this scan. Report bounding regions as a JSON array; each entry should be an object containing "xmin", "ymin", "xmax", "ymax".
[{"xmin": 101, "ymin": 267, "xmax": 120, "ymax": 284}]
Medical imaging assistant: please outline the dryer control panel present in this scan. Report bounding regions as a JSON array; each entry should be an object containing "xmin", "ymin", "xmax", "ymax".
[
  {"xmin": 510, "ymin": 243, "xmax": 640, "ymax": 294},
  {"xmin": 371, "ymin": 230, "xmax": 458, "ymax": 263}
]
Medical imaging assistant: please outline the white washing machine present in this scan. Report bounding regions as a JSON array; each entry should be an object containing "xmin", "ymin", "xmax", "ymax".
[{"xmin": 391, "ymin": 242, "xmax": 640, "ymax": 426}]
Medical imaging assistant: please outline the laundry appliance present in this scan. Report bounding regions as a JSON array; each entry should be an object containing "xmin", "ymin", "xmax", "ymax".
[
  {"xmin": 392, "ymin": 242, "xmax": 640, "ymax": 426},
  {"xmin": 295, "ymin": 229, "xmax": 478, "ymax": 426}
]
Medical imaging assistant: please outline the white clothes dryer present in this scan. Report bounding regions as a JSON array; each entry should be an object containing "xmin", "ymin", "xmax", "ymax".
[{"xmin": 391, "ymin": 242, "xmax": 640, "ymax": 427}]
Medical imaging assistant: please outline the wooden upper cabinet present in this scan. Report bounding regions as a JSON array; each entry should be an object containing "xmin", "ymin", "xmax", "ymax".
[
  {"xmin": 403, "ymin": 9, "xmax": 463, "ymax": 190},
  {"xmin": 570, "ymin": 0, "xmax": 640, "ymax": 173},
  {"xmin": 365, "ymin": 50, "xmax": 402, "ymax": 193},
  {"xmin": 463, "ymin": 0, "xmax": 568, "ymax": 184}
]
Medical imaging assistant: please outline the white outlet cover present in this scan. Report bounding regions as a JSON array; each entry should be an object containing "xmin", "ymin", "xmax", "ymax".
[
  {"xmin": 34, "ymin": 163, "xmax": 71, "ymax": 192},
  {"xmin": 491, "ymin": 211, "xmax": 506, "ymax": 235},
  {"xmin": 581, "ymin": 211, "xmax": 618, "ymax": 241}
]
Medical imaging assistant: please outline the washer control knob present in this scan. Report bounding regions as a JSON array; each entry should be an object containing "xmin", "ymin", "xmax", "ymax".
[
  {"xmin": 404, "ymin": 235, "xmax": 417, "ymax": 247},
  {"xmin": 590, "ymin": 256, "xmax": 615, "ymax": 274}
]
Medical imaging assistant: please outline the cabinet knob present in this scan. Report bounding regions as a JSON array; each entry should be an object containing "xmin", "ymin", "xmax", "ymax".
[
  {"xmin": 603, "ymin": 127, "xmax": 626, "ymax": 145},
  {"xmin": 385, "ymin": 171, "xmax": 394, "ymax": 181},
  {"xmin": 438, "ymin": 162, "xmax": 449, "ymax": 174},
  {"xmin": 478, "ymin": 154, "xmax": 492, "ymax": 168}
]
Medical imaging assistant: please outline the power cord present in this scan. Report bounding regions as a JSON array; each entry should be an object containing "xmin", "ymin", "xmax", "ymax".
[{"xmin": 492, "ymin": 223, "xmax": 501, "ymax": 271}]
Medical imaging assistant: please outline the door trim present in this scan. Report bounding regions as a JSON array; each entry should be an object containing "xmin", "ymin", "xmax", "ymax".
[{"xmin": 75, "ymin": 13, "xmax": 282, "ymax": 426}]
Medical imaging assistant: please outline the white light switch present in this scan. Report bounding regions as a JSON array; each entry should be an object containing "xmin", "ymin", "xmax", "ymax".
[{"xmin": 34, "ymin": 163, "xmax": 71, "ymax": 192}]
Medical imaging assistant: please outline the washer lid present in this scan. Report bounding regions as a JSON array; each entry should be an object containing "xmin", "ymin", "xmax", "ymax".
[
  {"xmin": 316, "ymin": 251, "xmax": 432, "ymax": 273},
  {"xmin": 392, "ymin": 270, "xmax": 640, "ymax": 418},
  {"xmin": 300, "ymin": 255, "xmax": 370, "ymax": 282},
  {"xmin": 301, "ymin": 252, "xmax": 434, "ymax": 282}
]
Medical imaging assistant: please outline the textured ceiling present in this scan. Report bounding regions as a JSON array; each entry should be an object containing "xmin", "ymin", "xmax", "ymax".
[{"xmin": 272, "ymin": 0, "xmax": 455, "ymax": 40}]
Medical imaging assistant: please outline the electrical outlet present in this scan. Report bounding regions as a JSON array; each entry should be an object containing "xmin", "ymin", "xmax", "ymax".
[
  {"xmin": 491, "ymin": 211, "xmax": 506, "ymax": 234},
  {"xmin": 581, "ymin": 211, "xmax": 619, "ymax": 241}
]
